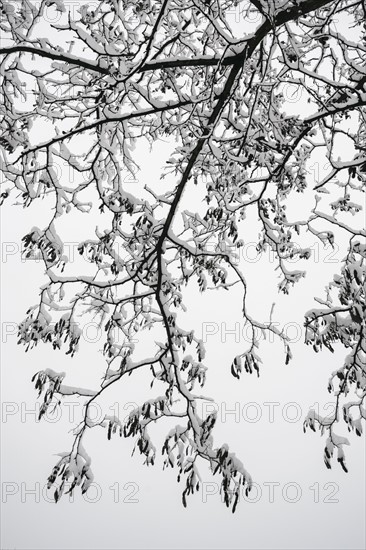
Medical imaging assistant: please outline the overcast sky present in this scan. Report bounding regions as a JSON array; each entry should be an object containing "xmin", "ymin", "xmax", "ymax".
[
  {"xmin": 1, "ymin": 2, "xmax": 365, "ymax": 549},
  {"xmin": 1, "ymin": 133, "xmax": 365, "ymax": 550}
]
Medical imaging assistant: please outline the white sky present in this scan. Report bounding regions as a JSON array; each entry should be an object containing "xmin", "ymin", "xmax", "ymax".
[
  {"xmin": 0, "ymin": 2, "xmax": 365, "ymax": 549},
  {"xmin": 1, "ymin": 134, "xmax": 365, "ymax": 549}
]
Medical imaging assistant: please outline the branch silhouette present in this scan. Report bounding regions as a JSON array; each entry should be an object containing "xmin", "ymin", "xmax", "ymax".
[{"xmin": 1, "ymin": 0, "xmax": 365, "ymax": 510}]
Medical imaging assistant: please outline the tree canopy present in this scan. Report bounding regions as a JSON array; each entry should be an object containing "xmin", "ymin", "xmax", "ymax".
[{"xmin": 0, "ymin": 0, "xmax": 365, "ymax": 511}]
